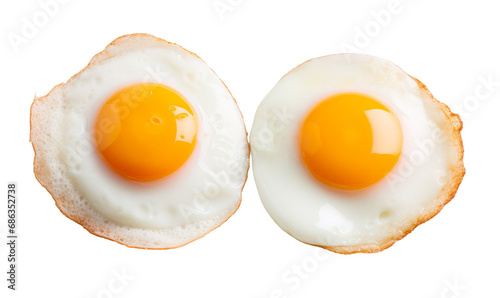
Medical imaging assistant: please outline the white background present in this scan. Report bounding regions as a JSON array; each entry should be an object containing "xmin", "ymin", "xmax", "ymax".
[{"xmin": 1, "ymin": 0, "xmax": 499, "ymax": 297}]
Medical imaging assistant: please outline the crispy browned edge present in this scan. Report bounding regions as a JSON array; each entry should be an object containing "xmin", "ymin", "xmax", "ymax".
[
  {"xmin": 30, "ymin": 33, "xmax": 251, "ymax": 250},
  {"xmin": 260, "ymin": 54, "xmax": 465, "ymax": 254}
]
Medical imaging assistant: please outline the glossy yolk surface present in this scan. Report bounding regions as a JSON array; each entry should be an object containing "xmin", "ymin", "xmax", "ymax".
[
  {"xmin": 298, "ymin": 92, "xmax": 402, "ymax": 190},
  {"xmin": 93, "ymin": 83, "xmax": 197, "ymax": 182}
]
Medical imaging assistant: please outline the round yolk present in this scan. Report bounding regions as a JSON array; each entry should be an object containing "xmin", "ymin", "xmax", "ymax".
[
  {"xmin": 298, "ymin": 92, "xmax": 402, "ymax": 190},
  {"xmin": 93, "ymin": 83, "xmax": 197, "ymax": 182}
]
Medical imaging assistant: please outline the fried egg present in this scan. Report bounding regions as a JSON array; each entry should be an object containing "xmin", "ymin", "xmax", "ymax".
[
  {"xmin": 250, "ymin": 54, "xmax": 465, "ymax": 254},
  {"xmin": 31, "ymin": 34, "xmax": 249, "ymax": 249}
]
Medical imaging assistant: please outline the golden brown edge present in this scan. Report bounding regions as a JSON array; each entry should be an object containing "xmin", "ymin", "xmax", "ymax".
[{"xmin": 30, "ymin": 33, "xmax": 251, "ymax": 250}]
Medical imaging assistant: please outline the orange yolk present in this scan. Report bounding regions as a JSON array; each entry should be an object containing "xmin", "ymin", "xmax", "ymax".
[
  {"xmin": 93, "ymin": 83, "xmax": 197, "ymax": 182},
  {"xmin": 298, "ymin": 92, "xmax": 402, "ymax": 190}
]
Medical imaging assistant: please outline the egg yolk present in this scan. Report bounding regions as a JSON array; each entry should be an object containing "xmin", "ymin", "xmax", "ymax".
[
  {"xmin": 298, "ymin": 92, "xmax": 402, "ymax": 190},
  {"xmin": 93, "ymin": 83, "xmax": 197, "ymax": 182}
]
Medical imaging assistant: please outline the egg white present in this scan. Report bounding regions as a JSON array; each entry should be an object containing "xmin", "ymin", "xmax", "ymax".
[
  {"xmin": 31, "ymin": 34, "xmax": 249, "ymax": 248},
  {"xmin": 250, "ymin": 54, "xmax": 463, "ymax": 251}
]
